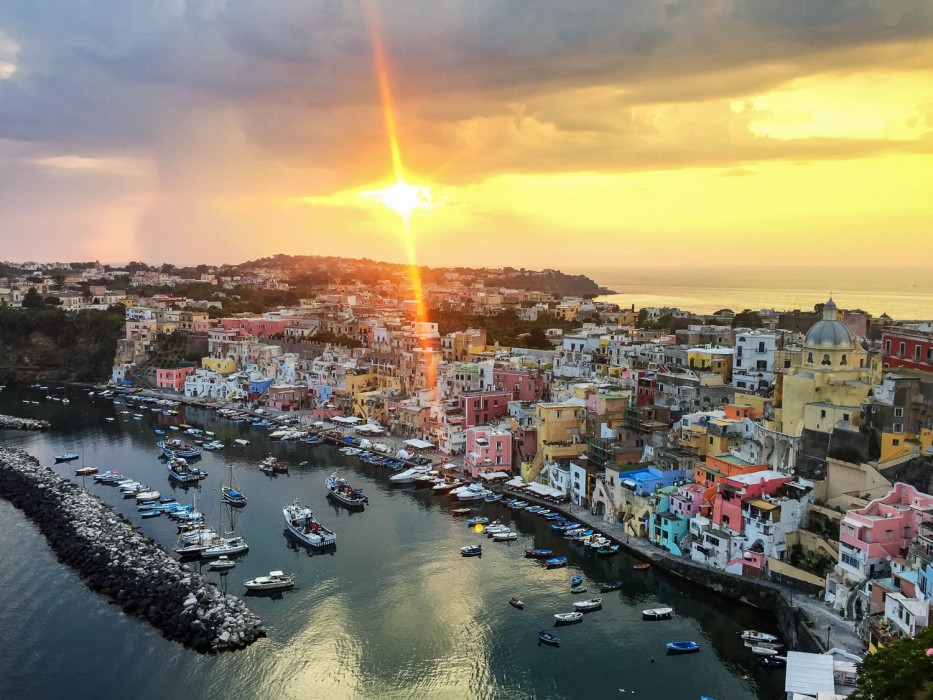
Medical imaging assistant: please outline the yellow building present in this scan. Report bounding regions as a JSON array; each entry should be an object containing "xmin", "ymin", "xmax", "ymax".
[
  {"xmin": 522, "ymin": 401, "xmax": 587, "ymax": 481},
  {"xmin": 768, "ymin": 299, "xmax": 880, "ymax": 437},
  {"xmin": 201, "ymin": 357, "xmax": 237, "ymax": 375}
]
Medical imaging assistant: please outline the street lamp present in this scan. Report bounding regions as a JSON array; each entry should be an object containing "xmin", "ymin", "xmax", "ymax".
[{"xmin": 826, "ymin": 624, "xmax": 832, "ymax": 649}]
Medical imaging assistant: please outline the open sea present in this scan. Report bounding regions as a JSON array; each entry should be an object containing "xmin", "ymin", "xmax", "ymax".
[
  {"xmin": 0, "ymin": 387, "xmax": 785, "ymax": 699},
  {"xmin": 584, "ymin": 266, "xmax": 933, "ymax": 320}
]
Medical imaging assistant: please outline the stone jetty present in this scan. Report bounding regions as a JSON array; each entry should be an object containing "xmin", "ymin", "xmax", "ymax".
[
  {"xmin": 0, "ymin": 447, "xmax": 265, "ymax": 652},
  {"xmin": 0, "ymin": 413, "xmax": 50, "ymax": 431}
]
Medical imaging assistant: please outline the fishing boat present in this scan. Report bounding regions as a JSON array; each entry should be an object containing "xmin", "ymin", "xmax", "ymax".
[
  {"xmin": 596, "ymin": 544, "xmax": 621, "ymax": 556},
  {"xmin": 643, "ymin": 607, "xmax": 674, "ymax": 620},
  {"xmin": 244, "ymin": 570, "xmax": 295, "ymax": 591},
  {"xmin": 492, "ymin": 531, "xmax": 517, "ymax": 541},
  {"xmin": 457, "ymin": 483, "xmax": 492, "ymax": 501},
  {"xmin": 634, "ymin": 562, "xmax": 651, "ymax": 570},
  {"xmin": 599, "ymin": 580, "xmax": 623, "ymax": 593},
  {"xmin": 141, "ymin": 510, "xmax": 161, "ymax": 519},
  {"xmin": 414, "ymin": 472, "xmax": 439, "ymax": 489},
  {"xmin": 666, "ymin": 641, "xmax": 700, "ymax": 654},
  {"xmin": 759, "ymin": 656, "xmax": 787, "ymax": 668},
  {"xmin": 545, "ymin": 556, "xmax": 568, "ymax": 569},
  {"xmin": 157, "ymin": 439, "xmax": 202, "ymax": 459},
  {"xmin": 572, "ymin": 598, "xmax": 602, "ymax": 611},
  {"xmin": 284, "ymin": 498, "xmax": 337, "ymax": 547},
  {"xmin": 451, "ymin": 508, "xmax": 472, "ymax": 516},
  {"xmin": 209, "ymin": 556, "xmax": 236, "ymax": 570},
  {"xmin": 740, "ymin": 630, "xmax": 780, "ymax": 644},
  {"xmin": 55, "ymin": 453, "xmax": 80, "ymax": 463},
  {"xmin": 485, "ymin": 524, "xmax": 510, "ymax": 536},
  {"xmin": 509, "ymin": 597, "xmax": 524, "ymax": 610},
  {"xmin": 222, "ymin": 464, "xmax": 247, "ymax": 507},
  {"xmin": 75, "ymin": 467, "xmax": 98, "ymax": 477},
  {"xmin": 460, "ymin": 544, "xmax": 483, "ymax": 557},
  {"xmin": 135, "ymin": 490, "xmax": 161, "ymax": 502},
  {"xmin": 524, "ymin": 549, "xmax": 552, "ymax": 558},
  {"xmin": 484, "ymin": 493, "xmax": 502, "ymax": 503},
  {"xmin": 538, "ymin": 630, "xmax": 560, "ymax": 646},
  {"xmin": 432, "ymin": 478, "xmax": 462, "ymax": 494},
  {"xmin": 467, "ymin": 516, "xmax": 490, "ymax": 526},
  {"xmin": 508, "ymin": 500, "xmax": 529, "ymax": 510},
  {"xmin": 554, "ymin": 612, "xmax": 583, "ymax": 625},
  {"xmin": 234, "ymin": 438, "xmax": 250, "ymax": 446},
  {"xmin": 570, "ymin": 585, "xmax": 588, "ymax": 594},
  {"xmin": 154, "ymin": 429, "xmax": 165, "ymax": 435},
  {"xmin": 570, "ymin": 575, "xmax": 584, "ymax": 586},
  {"xmin": 166, "ymin": 456, "xmax": 208, "ymax": 483},
  {"xmin": 261, "ymin": 456, "xmax": 288, "ymax": 474},
  {"xmin": 325, "ymin": 472, "xmax": 368, "ymax": 508}
]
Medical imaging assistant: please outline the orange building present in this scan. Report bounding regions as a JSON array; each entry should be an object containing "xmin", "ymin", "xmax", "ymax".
[{"xmin": 693, "ymin": 453, "xmax": 768, "ymax": 488}]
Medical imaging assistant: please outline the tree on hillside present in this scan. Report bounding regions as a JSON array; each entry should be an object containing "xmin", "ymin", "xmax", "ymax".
[
  {"xmin": 22, "ymin": 288, "xmax": 45, "ymax": 308},
  {"xmin": 732, "ymin": 309, "xmax": 764, "ymax": 329},
  {"xmin": 44, "ymin": 296, "xmax": 63, "ymax": 306},
  {"xmin": 849, "ymin": 624, "xmax": 933, "ymax": 699},
  {"xmin": 636, "ymin": 308, "xmax": 649, "ymax": 328}
]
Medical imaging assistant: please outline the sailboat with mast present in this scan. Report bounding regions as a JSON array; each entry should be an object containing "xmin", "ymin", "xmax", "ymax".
[
  {"xmin": 222, "ymin": 464, "xmax": 247, "ymax": 507},
  {"xmin": 173, "ymin": 492, "xmax": 219, "ymax": 556},
  {"xmin": 202, "ymin": 492, "xmax": 249, "ymax": 558}
]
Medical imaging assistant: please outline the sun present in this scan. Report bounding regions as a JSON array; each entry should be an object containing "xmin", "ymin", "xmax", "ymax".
[{"xmin": 369, "ymin": 179, "xmax": 434, "ymax": 218}]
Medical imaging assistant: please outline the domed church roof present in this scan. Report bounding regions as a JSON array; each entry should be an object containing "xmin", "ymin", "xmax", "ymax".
[{"xmin": 805, "ymin": 298, "xmax": 853, "ymax": 348}]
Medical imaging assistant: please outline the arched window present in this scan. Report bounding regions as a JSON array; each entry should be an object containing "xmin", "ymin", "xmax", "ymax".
[
  {"xmin": 821, "ymin": 354, "xmax": 831, "ymax": 366},
  {"xmin": 807, "ymin": 352, "xmax": 814, "ymax": 364},
  {"xmin": 840, "ymin": 354, "xmax": 847, "ymax": 366}
]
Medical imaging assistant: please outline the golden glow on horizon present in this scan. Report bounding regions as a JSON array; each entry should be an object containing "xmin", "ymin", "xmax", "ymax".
[{"xmin": 363, "ymin": 180, "xmax": 435, "ymax": 219}]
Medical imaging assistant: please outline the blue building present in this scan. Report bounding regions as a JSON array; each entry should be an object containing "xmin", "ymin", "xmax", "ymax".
[{"xmin": 617, "ymin": 466, "xmax": 691, "ymax": 497}]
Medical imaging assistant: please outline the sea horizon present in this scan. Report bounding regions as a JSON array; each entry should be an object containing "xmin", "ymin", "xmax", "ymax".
[{"xmin": 578, "ymin": 265, "xmax": 933, "ymax": 321}]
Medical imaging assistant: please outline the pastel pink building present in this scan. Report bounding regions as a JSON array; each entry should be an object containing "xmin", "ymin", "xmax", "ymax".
[
  {"xmin": 218, "ymin": 318, "xmax": 291, "ymax": 338},
  {"xmin": 492, "ymin": 367, "xmax": 547, "ymax": 402},
  {"xmin": 458, "ymin": 389, "xmax": 513, "ymax": 427},
  {"xmin": 267, "ymin": 385, "xmax": 309, "ymax": 412},
  {"xmin": 712, "ymin": 471, "xmax": 793, "ymax": 534},
  {"xmin": 669, "ymin": 482, "xmax": 708, "ymax": 519},
  {"xmin": 839, "ymin": 483, "xmax": 933, "ymax": 580},
  {"xmin": 156, "ymin": 367, "xmax": 195, "ymax": 391},
  {"xmin": 464, "ymin": 427, "xmax": 513, "ymax": 478}
]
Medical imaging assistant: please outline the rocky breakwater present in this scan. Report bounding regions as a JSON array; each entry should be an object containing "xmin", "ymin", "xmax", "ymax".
[
  {"xmin": 0, "ymin": 413, "xmax": 50, "ymax": 431},
  {"xmin": 0, "ymin": 447, "xmax": 265, "ymax": 652}
]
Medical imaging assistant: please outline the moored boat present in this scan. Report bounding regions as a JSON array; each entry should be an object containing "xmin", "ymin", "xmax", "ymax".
[
  {"xmin": 284, "ymin": 499, "xmax": 337, "ymax": 547},
  {"xmin": 325, "ymin": 472, "xmax": 368, "ymax": 508},
  {"xmin": 572, "ymin": 598, "xmax": 602, "ymax": 611},
  {"xmin": 545, "ymin": 556, "xmax": 568, "ymax": 569},
  {"xmin": 751, "ymin": 645, "xmax": 780, "ymax": 656},
  {"xmin": 460, "ymin": 544, "xmax": 482, "ymax": 557},
  {"xmin": 209, "ymin": 556, "xmax": 236, "ymax": 570},
  {"xmin": 554, "ymin": 612, "xmax": 583, "ymax": 624},
  {"xmin": 450, "ymin": 507, "xmax": 472, "ymax": 516},
  {"xmin": 666, "ymin": 640, "xmax": 700, "ymax": 654},
  {"xmin": 643, "ymin": 607, "xmax": 674, "ymax": 620},
  {"xmin": 203, "ymin": 536, "xmax": 249, "ymax": 558},
  {"xmin": 492, "ymin": 531, "xmax": 517, "ymax": 541},
  {"xmin": 599, "ymin": 580, "xmax": 623, "ymax": 593},
  {"xmin": 467, "ymin": 516, "xmax": 490, "ymax": 526},
  {"xmin": 740, "ymin": 630, "xmax": 780, "ymax": 644},
  {"xmin": 166, "ymin": 456, "xmax": 208, "ymax": 483},
  {"xmin": 570, "ymin": 575, "xmax": 584, "ymax": 586},
  {"xmin": 244, "ymin": 570, "xmax": 295, "ymax": 591},
  {"xmin": 759, "ymin": 655, "xmax": 787, "ymax": 668},
  {"xmin": 570, "ymin": 585, "xmax": 588, "ymax": 594},
  {"xmin": 596, "ymin": 544, "xmax": 620, "ymax": 556},
  {"xmin": 75, "ymin": 467, "xmax": 98, "ymax": 476},
  {"xmin": 538, "ymin": 630, "xmax": 560, "ymax": 646},
  {"xmin": 509, "ymin": 597, "xmax": 524, "ymax": 609},
  {"xmin": 524, "ymin": 548, "xmax": 552, "ymax": 558},
  {"xmin": 634, "ymin": 562, "xmax": 651, "ymax": 570},
  {"xmin": 55, "ymin": 453, "xmax": 80, "ymax": 463}
]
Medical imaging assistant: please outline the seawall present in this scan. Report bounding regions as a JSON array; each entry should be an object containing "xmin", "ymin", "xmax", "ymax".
[
  {"xmin": 0, "ymin": 447, "xmax": 265, "ymax": 652},
  {"xmin": 0, "ymin": 413, "xmax": 50, "ymax": 431}
]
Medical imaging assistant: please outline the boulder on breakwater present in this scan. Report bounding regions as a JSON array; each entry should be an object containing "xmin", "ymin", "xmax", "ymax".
[
  {"xmin": 0, "ymin": 447, "xmax": 265, "ymax": 652},
  {"xmin": 0, "ymin": 414, "xmax": 50, "ymax": 431}
]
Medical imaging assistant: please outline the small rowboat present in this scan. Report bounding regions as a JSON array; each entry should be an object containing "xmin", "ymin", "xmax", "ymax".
[
  {"xmin": 460, "ymin": 545, "xmax": 482, "ymax": 557},
  {"xmin": 759, "ymin": 656, "xmax": 787, "ymax": 668},
  {"xmin": 554, "ymin": 612, "xmax": 583, "ymax": 624},
  {"xmin": 75, "ymin": 467, "xmax": 98, "ymax": 477},
  {"xmin": 751, "ymin": 646, "xmax": 780, "ymax": 656},
  {"xmin": 643, "ymin": 607, "xmax": 674, "ymax": 620},
  {"xmin": 634, "ymin": 562, "xmax": 651, "ymax": 570},
  {"xmin": 570, "ymin": 575, "xmax": 584, "ymax": 586},
  {"xmin": 741, "ymin": 630, "xmax": 780, "ymax": 644},
  {"xmin": 467, "ymin": 516, "xmax": 489, "ymax": 526},
  {"xmin": 525, "ymin": 549, "xmax": 552, "ymax": 558},
  {"xmin": 599, "ymin": 580, "xmax": 623, "ymax": 593},
  {"xmin": 509, "ymin": 597, "xmax": 524, "ymax": 610},
  {"xmin": 538, "ymin": 630, "xmax": 560, "ymax": 646},
  {"xmin": 572, "ymin": 598, "xmax": 602, "ymax": 611},
  {"xmin": 570, "ymin": 585, "xmax": 588, "ymax": 594},
  {"xmin": 545, "ymin": 557, "xmax": 568, "ymax": 569},
  {"xmin": 451, "ymin": 508, "xmax": 472, "ymax": 516},
  {"xmin": 666, "ymin": 640, "xmax": 700, "ymax": 654}
]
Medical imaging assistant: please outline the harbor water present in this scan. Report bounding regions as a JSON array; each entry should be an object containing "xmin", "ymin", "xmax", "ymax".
[{"xmin": 0, "ymin": 387, "xmax": 785, "ymax": 699}]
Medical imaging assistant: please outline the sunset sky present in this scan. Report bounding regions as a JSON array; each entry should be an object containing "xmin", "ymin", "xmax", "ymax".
[{"xmin": 0, "ymin": 1, "xmax": 931, "ymax": 269}]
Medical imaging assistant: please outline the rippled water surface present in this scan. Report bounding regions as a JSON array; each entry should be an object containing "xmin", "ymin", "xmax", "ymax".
[{"xmin": 0, "ymin": 388, "xmax": 785, "ymax": 699}]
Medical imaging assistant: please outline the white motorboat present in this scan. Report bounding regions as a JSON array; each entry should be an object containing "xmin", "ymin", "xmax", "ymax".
[
  {"xmin": 554, "ymin": 612, "xmax": 584, "ymax": 624},
  {"xmin": 740, "ymin": 630, "xmax": 780, "ymax": 644},
  {"xmin": 432, "ymin": 479, "xmax": 462, "ymax": 493},
  {"xmin": 390, "ymin": 466, "xmax": 431, "ymax": 484},
  {"xmin": 572, "ymin": 598, "xmax": 603, "ymax": 611},
  {"xmin": 244, "ymin": 570, "xmax": 295, "ymax": 591},
  {"xmin": 135, "ymin": 490, "xmax": 161, "ymax": 502},
  {"xmin": 284, "ymin": 498, "xmax": 337, "ymax": 547},
  {"xmin": 209, "ymin": 556, "xmax": 236, "ymax": 570},
  {"xmin": 457, "ymin": 483, "xmax": 491, "ymax": 501},
  {"xmin": 234, "ymin": 438, "xmax": 250, "ymax": 445},
  {"xmin": 484, "ymin": 524, "xmax": 510, "ymax": 536}
]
